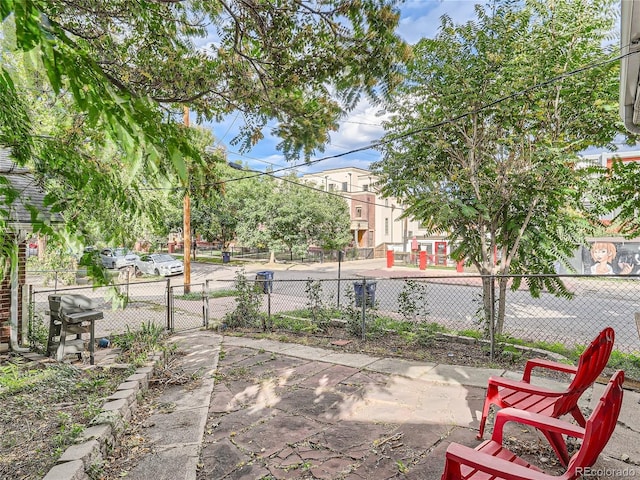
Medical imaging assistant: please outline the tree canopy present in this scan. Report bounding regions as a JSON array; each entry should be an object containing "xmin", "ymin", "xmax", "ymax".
[
  {"xmin": 373, "ymin": 0, "xmax": 632, "ymax": 335},
  {"xmin": 233, "ymin": 171, "xmax": 352, "ymax": 259},
  {"xmin": 1, "ymin": 0, "xmax": 409, "ymax": 274}
]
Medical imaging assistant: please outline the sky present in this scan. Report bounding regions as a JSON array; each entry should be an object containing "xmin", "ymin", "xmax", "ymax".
[{"xmin": 198, "ymin": 0, "xmax": 635, "ymax": 176}]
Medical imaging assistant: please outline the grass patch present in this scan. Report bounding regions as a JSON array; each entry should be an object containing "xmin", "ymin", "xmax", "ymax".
[{"xmin": 209, "ymin": 289, "xmax": 238, "ymax": 298}]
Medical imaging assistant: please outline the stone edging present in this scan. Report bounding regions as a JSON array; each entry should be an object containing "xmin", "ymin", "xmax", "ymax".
[
  {"xmin": 437, "ymin": 332, "xmax": 568, "ymax": 362},
  {"xmin": 42, "ymin": 353, "xmax": 162, "ymax": 480}
]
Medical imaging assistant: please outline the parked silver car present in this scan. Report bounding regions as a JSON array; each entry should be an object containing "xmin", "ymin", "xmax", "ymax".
[
  {"xmin": 135, "ymin": 253, "xmax": 184, "ymax": 277},
  {"xmin": 100, "ymin": 248, "xmax": 139, "ymax": 269}
]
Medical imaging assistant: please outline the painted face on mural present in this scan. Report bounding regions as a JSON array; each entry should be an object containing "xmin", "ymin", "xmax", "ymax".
[{"xmin": 591, "ymin": 248, "xmax": 611, "ymax": 263}]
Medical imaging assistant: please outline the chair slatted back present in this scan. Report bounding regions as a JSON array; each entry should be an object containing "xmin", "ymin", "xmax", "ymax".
[
  {"xmin": 552, "ymin": 327, "xmax": 615, "ymax": 417},
  {"xmin": 566, "ymin": 370, "xmax": 624, "ymax": 476}
]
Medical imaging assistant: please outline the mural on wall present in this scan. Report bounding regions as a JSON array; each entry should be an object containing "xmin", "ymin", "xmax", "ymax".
[{"xmin": 582, "ymin": 242, "xmax": 640, "ymax": 275}]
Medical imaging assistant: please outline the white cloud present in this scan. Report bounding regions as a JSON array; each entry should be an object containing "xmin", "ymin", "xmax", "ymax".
[{"xmin": 398, "ymin": 1, "xmax": 485, "ymax": 44}]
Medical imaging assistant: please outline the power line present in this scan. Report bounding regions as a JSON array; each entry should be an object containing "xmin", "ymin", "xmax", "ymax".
[
  {"xmin": 215, "ymin": 50, "xmax": 631, "ymax": 186},
  {"xmin": 141, "ymin": 49, "xmax": 637, "ymax": 197},
  {"xmin": 225, "ymin": 159, "xmax": 400, "ymax": 210}
]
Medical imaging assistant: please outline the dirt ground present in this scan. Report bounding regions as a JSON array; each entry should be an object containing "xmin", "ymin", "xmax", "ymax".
[{"xmin": 0, "ymin": 329, "xmax": 597, "ymax": 479}]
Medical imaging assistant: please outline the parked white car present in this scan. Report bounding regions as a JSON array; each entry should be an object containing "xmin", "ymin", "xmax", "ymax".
[
  {"xmin": 135, "ymin": 253, "xmax": 184, "ymax": 277},
  {"xmin": 100, "ymin": 248, "xmax": 139, "ymax": 269}
]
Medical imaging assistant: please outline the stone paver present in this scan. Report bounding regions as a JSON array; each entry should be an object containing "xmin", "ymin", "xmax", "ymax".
[
  {"xmin": 97, "ymin": 331, "xmax": 639, "ymax": 480},
  {"xmin": 197, "ymin": 338, "xmax": 640, "ymax": 479}
]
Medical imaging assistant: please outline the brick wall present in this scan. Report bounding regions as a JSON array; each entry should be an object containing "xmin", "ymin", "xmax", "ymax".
[{"xmin": 0, "ymin": 239, "xmax": 26, "ymax": 345}]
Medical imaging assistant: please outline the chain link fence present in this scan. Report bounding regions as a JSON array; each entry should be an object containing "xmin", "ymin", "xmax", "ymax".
[
  {"xmin": 26, "ymin": 271, "xmax": 640, "ymax": 357},
  {"xmin": 205, "ymin": 274, "xmax": 640, "ymax": 355}
]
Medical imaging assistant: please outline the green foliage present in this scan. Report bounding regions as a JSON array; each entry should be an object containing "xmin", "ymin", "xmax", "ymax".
[
  {"xmin": 597, "ymin": 159, "xmax": 640, "ymax": 238},
  {"xmin": 397, "ymin": 279, "xmax": 429, "ymax": 322},
  {"xmin": 374, "ymin": 0, "xmax": 631, "ymax": 335},
  {"xmin": 608, "ymin": 350, "xmax": 640, "ymax": 380},
  {"xmin": 339, "ymin": 287, "xmax": 379, "ymax": 338},
  {"xmin": 53, "ymin": 412, "xmax": 84, "ymax": 449},
  {"xmin": 304, "ymin": 279, "xmax": 332, "ymax": 332},
  {"xmin": 223, "ymin": 269, "xmax": 263, "ymax": 330},
  {"xmin": 235, "ymin": 173, "xmax": 352, "ymax": 257},
  {"xmin": 1, "ymin": 0, "xmax": 409, "ymax": 272},
  {"xmin": 27, "ymin": 246, "xmax": 78, "ymax": 286},
  {"xmin": 208, "ymin": 289, "xmax": 238, "ymax": 299},
  {"xmin": 271, "ymin": 315, "xmax": 320, "ymax": 334},
  {"xmin": 456, "ymin": 329, "xmax": 484, "ymax": 340},
  {"xmin": 402, "ymin": 322, "xmax": 446, "ymax": 348},
  {"xmin": 110, "ymin": 321, "xmax": 168, "ymax": 367},
  {"xmin": 27, "ymin": 314, "xmax": 49, "ymax": 355}
]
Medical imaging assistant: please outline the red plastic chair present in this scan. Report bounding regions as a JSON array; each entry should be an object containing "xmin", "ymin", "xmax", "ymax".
[
  {"xmin": 442, "ymin": 370, "xmax": 624, "ymax": 480},
  {"xmin": 477, "ymin": 327, "xmax": 614, "ymax": 464}
]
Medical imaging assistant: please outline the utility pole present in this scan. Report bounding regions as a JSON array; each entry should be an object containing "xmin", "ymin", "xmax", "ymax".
[{"xmin": 183, "ymin": 106, "xmax": 191, "ymax": 294}]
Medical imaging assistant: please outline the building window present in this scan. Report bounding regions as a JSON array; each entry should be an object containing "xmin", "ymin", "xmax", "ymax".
[
  {"xmin": 385, "ymin": 218, "xmax": 389, "ymax": 235},
  {"xmin": 329, "ymin": 183, "xmax": 335, "ymax": 192},
  {"xmin": 356, "ymin": 206, "xmax": 362, "ymax": 218},
  {"xmin": 385, "ymin": 199, "xmax": 388, "ymax": 207},
  {"xmin": 363, "ymin": 184, "xmax": 369, "ymax": 191},
  {"xmin": 342, "ymin": 182, "xmax": 348, "ymax": 191}
]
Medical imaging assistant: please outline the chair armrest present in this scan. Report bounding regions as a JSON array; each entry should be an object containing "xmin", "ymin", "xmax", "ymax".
[
  {"xmin": 444, "ymin": 443, "xmax": 552, "ymax": 480},
  {"xmin": 492, "ymin": 407, "xmax": 586, "ymax": 443},
  {"xmin": 487, "ymin": 376, "xmax": 563, "ymax": 396},
  {"xmin": 522, "ymin": 358, "xmax": 578, "ymax": 382}
]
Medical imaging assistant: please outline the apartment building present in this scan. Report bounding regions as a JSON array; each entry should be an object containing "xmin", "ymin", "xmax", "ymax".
[{"xmin": 299, "ymin": 167, "xmax": 451, "ymax": 261}]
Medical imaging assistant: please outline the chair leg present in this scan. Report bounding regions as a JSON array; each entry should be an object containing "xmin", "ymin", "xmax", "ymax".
[
  {"xmin": 570, "ymin": 406, "xmax": 587, "ymax": 427},
  {"xmin": 477, "ymin": 391, "xmax": 495, "ymax": 439},
  {"xmin": 56, "ymin": 322, "xmax": 67, "ymax": 362},
  {"xmin": 542, "ymin": 429, "xmax": 570, "ymax": 467}
]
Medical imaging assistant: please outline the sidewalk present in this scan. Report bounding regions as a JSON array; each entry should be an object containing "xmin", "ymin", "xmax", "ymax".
[{"xmin": 112, "ymin": 330, "xmax": 640, "ymax": 480}]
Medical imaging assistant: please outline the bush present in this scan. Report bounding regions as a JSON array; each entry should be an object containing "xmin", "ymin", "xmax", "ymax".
[
  {"xmin": 110, "ymin": 321, "xmax": 169, "ymax": 366},
  {"xmin": 304, "ymin": 279, "xmax": 332, "ymax": 332},
  {"xmin": 223, "ymin": 269, "xmax": 264, "ymax": 330}
]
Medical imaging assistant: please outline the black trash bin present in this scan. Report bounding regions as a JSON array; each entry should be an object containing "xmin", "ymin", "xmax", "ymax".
[
  {"xmin": 353, "ymin": 281, "xmax": 377, "ymax": 307},
  {"xmin": 222, "ymin": 251, "xmax": 231, "ymax": 263},
  {"xmin": 256, "ymin": 270, "xmax": 274, "ymax": 293}
]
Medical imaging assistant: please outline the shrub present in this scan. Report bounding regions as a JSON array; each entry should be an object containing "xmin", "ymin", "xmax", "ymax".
[{"xmin": 223, "ymin": 269, "xmax": 263, "ymax": 329}]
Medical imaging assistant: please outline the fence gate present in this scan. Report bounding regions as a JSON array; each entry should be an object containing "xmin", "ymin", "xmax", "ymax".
[{"xmin": 169, "ymin": 283, "xmax": 207, "ymax": 332}]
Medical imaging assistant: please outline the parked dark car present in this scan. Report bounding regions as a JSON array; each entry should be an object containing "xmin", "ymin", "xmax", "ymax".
[{"xmin": 135, "ymin": 253, "xmax": 184, "ymax": 277}]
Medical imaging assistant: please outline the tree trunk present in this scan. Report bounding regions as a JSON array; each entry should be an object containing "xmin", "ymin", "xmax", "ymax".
[
  {"xmin": 496, "ymin": 276, "xmax": 509, "ymax": 336},
  {"xmin": 480, "ymin": 275, "xmax": 494, "ymax": 336},
  {"xmin": 269, "ymin": 250, "xmax": 276, "ymax": 264}
]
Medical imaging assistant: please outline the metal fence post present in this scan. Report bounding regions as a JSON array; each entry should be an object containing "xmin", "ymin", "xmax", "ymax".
[
  {"xmin": 489, "ymin": 275, "xmax": 496, "ymax": 361},
  {"xmin": 204, "ymin": 279, "xmax": 210, "ymax": 328},
  {"xmin": 166, "ymin": 278, "xmax": 172, "ymax": 331},
  {"xmin": 267, "ymin": 289, "xmax": 272, "ymax": 330},
  {"xmin": 361, "ymin": 278, "xmax": 366, "ymax": 341},
  {"xmin": 337, "ymin": 250, "xmax": 343, "ymax": 308}
]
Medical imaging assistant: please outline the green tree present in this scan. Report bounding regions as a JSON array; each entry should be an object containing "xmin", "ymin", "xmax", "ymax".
[
  {"xmin": 597, "ymin": 159, "xmax": 640, "ymax": 238},
  {"xmin": 235, "ymin": 173, "xmax": 351, "ymax": 261},
  {"xmin": 374, "ymin": 0, "xmax": 631, "ymax": 336},
  {"xmin": 1, "ymin": 0, "xmax": 409, "ymax": 273}
]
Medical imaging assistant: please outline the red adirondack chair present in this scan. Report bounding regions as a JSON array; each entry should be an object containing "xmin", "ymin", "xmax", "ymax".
[
  {"xmin": 442, "ymin": 370, "xmax": 624, "ymax": 480},
  {"xmin": 477, "ymin": 327, "xmax": 615, "ymax": 465},
  {"xmin": 477, "ymin": 327, "xmax": 614, "ymax": 465}
]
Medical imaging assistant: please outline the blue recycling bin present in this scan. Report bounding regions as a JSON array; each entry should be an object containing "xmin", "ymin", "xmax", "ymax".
[
  {"xmin": 353, "ymin": 281, "xmax": 377, "ymax": 307},
  {"xmin": 222, "ymin": 251, "xmax": 231, "ymax": 263},
  {"xmin": 256, "ymin": 270, "xmax": 274, "ymax": 293}
]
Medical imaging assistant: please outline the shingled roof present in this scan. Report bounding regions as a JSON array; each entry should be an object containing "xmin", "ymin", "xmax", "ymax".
[{"xmin": 0, "ymin": 148, "xmax": 53, "ymax": 230}]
